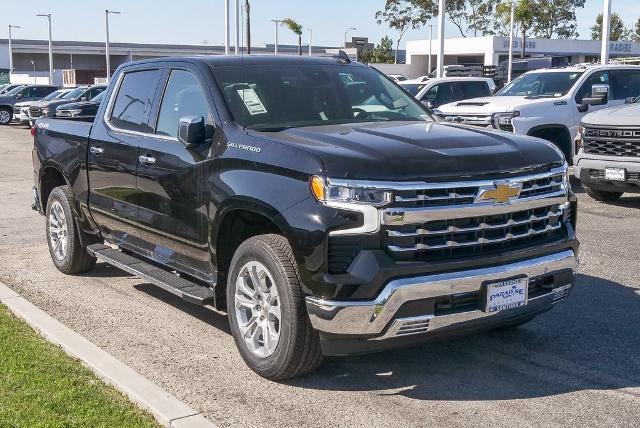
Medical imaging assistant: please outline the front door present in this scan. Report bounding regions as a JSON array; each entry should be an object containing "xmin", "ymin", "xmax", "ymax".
[
  {"xmin": 134, "ymin": 66, "xmax": 215, "ymax": 280},
  {"xmin": 87, "ymin": 67, "xmax": 164, "ymax": 247}
]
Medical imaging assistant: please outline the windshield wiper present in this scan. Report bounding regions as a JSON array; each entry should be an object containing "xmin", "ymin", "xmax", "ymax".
[{"xmin": 250, "ymin": 125, "xmax": 293, "ymax": 132}]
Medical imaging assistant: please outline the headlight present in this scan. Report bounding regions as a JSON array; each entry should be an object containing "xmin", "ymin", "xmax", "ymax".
[
  {"xmin": 41, "ymin": 108, "xmax": 50, "ymax": 116},
  {"xmin": 492, "ymin": 111, "xmax": 520, "ymax": 129},
  {"xmin": 61, "ymin": 109, "xmax": 82, "ymax": 117},
  {"xmin": 575, "ymin": 125, "xmax": 585, "ymax": 150},
  {"xmin": 311, "ymin": 176, "xmax": 391, "ymax": 207}
]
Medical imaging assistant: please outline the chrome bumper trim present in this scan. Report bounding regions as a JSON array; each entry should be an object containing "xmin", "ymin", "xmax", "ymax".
[{"xmin": 306, "ymin": 250, "xmax": 577, "ymax": 337}]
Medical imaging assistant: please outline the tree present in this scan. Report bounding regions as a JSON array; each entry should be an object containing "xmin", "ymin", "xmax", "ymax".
[
  {"xmin": 370, "ymin": 36, "xmax": 395, "ymax": 64},
  {"xmin": 634, "ymin": 18, "xmax": 640, "ymax": 43},
  {"xmin": 282, "ymin": 18, "xmax": 303, "ymax": 55},
  {"xmin": 359, "ymin": 49, "xmax": 373, "ymax": 63},
  {"xmin": 591, "ymin": 13, "xmax": 628, "ymax": 41},
  {"xmin": 245, "ymin": 0, "xmax": 251, "ymax": 54},
  {"xmin": 496, "ymin": 0, "xmax": 535, "ymax": 57},
  {"xmin": 532, "ymin": 0, "xmax": 585, "ymax": 39},
  {"xmin": 376, "ymin": 0, "xmax": 430, "ymax": 63}
]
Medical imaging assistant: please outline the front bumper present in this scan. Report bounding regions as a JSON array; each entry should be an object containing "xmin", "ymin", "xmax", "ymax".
[
  {"xmin": 306, "ymin": 249, "xmax": 577, "ymax": 355},
  {"xmin": 574, "ymin": 152, "xmax": 640, "ymax": 193}
]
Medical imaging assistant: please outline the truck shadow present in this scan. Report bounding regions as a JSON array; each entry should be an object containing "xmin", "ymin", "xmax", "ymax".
[{"xmin": 288, "ymin": 273, "xmax": 640, "ymax": 401}]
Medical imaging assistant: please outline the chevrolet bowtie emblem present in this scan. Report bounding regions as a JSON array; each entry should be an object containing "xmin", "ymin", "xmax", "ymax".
[{"xmin": 476, "ymin": 182, "xmax": 522, "ymax": 204}]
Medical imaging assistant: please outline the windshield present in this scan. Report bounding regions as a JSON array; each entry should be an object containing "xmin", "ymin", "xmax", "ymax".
[
  {"xmin": 5, "ymin": 86, "xmax": 26, "ymax": 96},
  {"xmin": 400, "ymin": 83, "xmax": 427, "ymax": 96},
  {"xmin": 211, "ymin": 64, "xmax": 430, "ymax": 131},
  {"xmin": 63, "ymin": 87, "xmax": 87, "ymax": 100},
  {"xmin": 496, "ymin": 71, "xmax": 583, "ymax": 98},
  {"xmin": 91, "ymin": 91, "xmax": 106, "ymax": 102}
]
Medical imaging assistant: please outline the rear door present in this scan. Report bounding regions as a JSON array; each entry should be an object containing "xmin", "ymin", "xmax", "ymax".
[
  {"xmin": 87, "ymin": 66, "xmax": 164, "ymax": 247},
  {"xmin": 134, "ymin": 63, "xmax": 216, "ymax": 279}
]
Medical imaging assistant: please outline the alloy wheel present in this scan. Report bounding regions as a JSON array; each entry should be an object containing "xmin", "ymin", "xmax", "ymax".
[{"xmin": 48, "ymin": 200, "xmax": 68, "ymax": 261}]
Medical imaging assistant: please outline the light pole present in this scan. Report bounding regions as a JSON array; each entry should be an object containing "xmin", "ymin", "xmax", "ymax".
[
  {"xmin": 8, "ymin": 25, "xmax": 21, "ymax": 84},
  {"xmin": 308, "ymin": 28, "xmax": 312, "ymax": 56},
  {"xmin": 344, "ymin": 27, "xmax": 356, "ymax": 48},
  {"xmin": 31, "ymin": 60, "xmax": 36, "ymax": 84},
  {"xmin": 234, "ymin": 0, "xmax": 240, "ymax": 55},
  {"xmin": 272, "ymin": 20, "xmax": 281, "ymax": 55},
  {"xmin": 507, "ymin": 1, "xmax": 515, "ymax": 83},
  {"xmin": 428, "ymin": 24, "xmax": 433, "ymax": 76},
  {"xmin": 105, "ymin": 10, "xmax": 120, "ymax": 82},
  {"xmin": 36, "ymin": 14, "xmax": 53, "ymax": 85},
  {"xmin": 224, "ymin": 0, "xmax": 230, "ymax": 55},
  {"xmin": 601, "ymin": 0, "xmax": 612, "ymax": 64},
  {"xmin": 436, "ymin": 0, "xmax": 446, "ymax": 78}
]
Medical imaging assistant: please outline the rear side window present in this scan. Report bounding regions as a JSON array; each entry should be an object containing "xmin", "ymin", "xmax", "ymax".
[
  {"xmin": 89, "ymin": 87, "xmax": 106, "ymax": 99},
  {"xmin": 34, "ymin": 87, "xmax": 56, "ymax": 97},
  {"xmin": 610, "ymin": 70, "xmax": 640, "ymax": 100},
  {"xmin": 156, "ymin": 70, "xmax": 212, "ymax": 138},
  {"xmin": 110, "ymin": 69, "xmax": 162, "ymax": 133},
  {"xmin": 456, "ymin": 81, "xmax": 490, "ymax": 99}
]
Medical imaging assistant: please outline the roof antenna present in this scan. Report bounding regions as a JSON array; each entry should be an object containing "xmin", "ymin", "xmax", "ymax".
[{"xmin": 337, "ymin": 50, "xmax": 351, "ymax": 64}]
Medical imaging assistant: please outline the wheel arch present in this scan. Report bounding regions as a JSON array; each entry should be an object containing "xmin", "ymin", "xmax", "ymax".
[
  {"xmin": 39, "ymin": 163, "xmax": 72, "ymax": 211},
  {"xmin": 527, "ymin": 124, "xmax": 573, "ymax": 163}
]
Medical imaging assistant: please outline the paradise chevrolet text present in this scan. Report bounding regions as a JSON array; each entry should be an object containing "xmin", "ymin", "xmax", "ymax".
[{"xmin": 32, "ymin": 54, "xmax": 578, "ymax": 380}]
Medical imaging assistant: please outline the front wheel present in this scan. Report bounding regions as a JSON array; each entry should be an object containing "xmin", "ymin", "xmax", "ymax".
[
  {"xmin": 46, "ymin": 186, "xmax": 96, "ymax": 274},
  {"xmin": 0, "ymin": 107, "xmax": 12, "ymax": 125},
  {"xmin": 227, "ymin": 234, "xmax": 323, "ymax": 380},
  {"xmin": 584, "ymin": 186, "xmax": 623, "ymax": 202}
]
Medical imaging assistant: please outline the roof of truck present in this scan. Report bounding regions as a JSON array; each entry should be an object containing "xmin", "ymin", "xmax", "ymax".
[{"xmin": 124, "ymin": 54, "xmax": 365, "ymax": 68}]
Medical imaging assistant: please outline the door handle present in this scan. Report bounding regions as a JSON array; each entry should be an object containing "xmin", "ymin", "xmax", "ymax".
[
  {"xmin": 89, "ymin": 146, "xmax": 104, "ymax": 155},
  {"xmin": 138, "ymin": 155, "xmax": 156, "ymax": 165}
]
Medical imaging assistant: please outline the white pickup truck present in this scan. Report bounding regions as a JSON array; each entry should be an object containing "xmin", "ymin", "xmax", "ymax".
[{"xmin": 435, "ymin": 64, "xmax": 640, "ymax": 163}]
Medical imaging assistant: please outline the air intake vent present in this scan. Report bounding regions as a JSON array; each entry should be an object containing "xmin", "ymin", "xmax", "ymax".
[
  {"xmin": 552, "ymin": 284, "xmax": 571, "ymax": 303},
  {"xmin": 395, "ymin": 317, "xmax": 432, "ymax": 336}
]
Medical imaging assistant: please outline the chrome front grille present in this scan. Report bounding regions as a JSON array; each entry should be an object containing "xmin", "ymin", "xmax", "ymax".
[
  {"xmin": 381, "ymin": 166, "xmax": 569, "ymax": 262},
  {"xmin": 583, "ymin": 127, "xmax": 640, "ymax": 157},
  {"xmin": 442, "ymin": 114, "xmax": 492, "ymax": 127},
  {"xmin": 29, "ymin": 107, "xmax": 43, "ymax": 118},
  {"xmin": 13, "ymin": 106, "xmax": 21, "ymax": 115}
]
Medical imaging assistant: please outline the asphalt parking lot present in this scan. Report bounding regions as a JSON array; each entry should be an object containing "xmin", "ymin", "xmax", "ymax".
[{"xmin": 1, "ymin": 123, "xmax": 639, "ymax": 427}]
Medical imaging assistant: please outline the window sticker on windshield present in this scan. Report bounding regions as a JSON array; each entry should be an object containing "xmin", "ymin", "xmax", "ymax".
[
  {"xmin": 237, "ymin": 88, "xmax": 267, "ymax": 115},
  {"xmin": 569, "ymin": 74, "xmax": 579, "ymax": 80}
]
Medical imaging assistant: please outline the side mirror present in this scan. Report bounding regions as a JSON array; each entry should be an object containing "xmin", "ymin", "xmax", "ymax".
[
  {"xmin": 15, "ymin": 92, "xmax": 22, "ymax": 100},
  {"xmin": 625, "ymin": 97, "xmax": 636, "ymax": 104},
  {"xmin": 421, "ymin": 100, "xmax": 434, "ymax": 109},
  {"xmin": 582, "ymin": 83, "xmax": 609, "ymax": 107},
  {"xmin": 577, "ymin": 104, "xmax": 589, "ymax": 113},
  {"xmin": 178, "ymin": 115, "xmax": 207, "ymax": 147}
]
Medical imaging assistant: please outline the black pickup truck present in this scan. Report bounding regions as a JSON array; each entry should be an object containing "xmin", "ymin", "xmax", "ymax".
[{"xmin": 32, "ymin": 55, "xmax": 579, "ymax": 380}]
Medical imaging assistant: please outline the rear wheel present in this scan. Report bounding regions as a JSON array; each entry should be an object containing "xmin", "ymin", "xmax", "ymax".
[
  {"xmin": 584, "ymin": 186, "xmax": 623, "ymax": 202},
  {"xmin": 46, "ymin": 186, "xmax": 96, "ymax": 274},
  {"xmin": 0, "ymin": 107, "xmax": 12, "ymax": 125},
  {"xmin": 227, "ymin": 234, "xmax": 323, "ymax": 380}
]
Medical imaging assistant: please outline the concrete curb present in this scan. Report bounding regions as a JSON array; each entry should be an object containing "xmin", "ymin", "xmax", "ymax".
[{"xmin": 0, "ymin": 281, "xmax": 216, "ymax": 428}]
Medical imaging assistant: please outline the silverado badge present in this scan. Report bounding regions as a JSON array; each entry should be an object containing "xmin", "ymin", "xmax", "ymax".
[{"xmin": 476, "ymin": 182, "xmax": 522, "ymax": 204}]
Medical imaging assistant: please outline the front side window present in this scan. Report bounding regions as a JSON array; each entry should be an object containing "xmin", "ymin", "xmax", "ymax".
[
  {"xmin": 110, "ymin": 69, "xmax": 162, "ymax": 133},
  {"xmin": 211, "ymin": 64, "xmax": 430, "ymax": 131},
  {"xmin": 610, "ymin": 70, "xmax": 640, "ymax": 100},
  {"xmin": 63, "ymin": 87, "xmax": 87, "ymax": 100},
  {"xmin": 574, "ymin": 71, "xmax": 609, "ymax": 104},
  {"xmin": 400, "ymin": 83, "xmax": 427, "ymax": 96},
  {"xmin": 497, "ymin": 71, "xmax": 583, "ymax": 98},
  {"xmin": 156, "ymin": 70, "xmax": 212, "ymax": 137},
  {"xmin": 456, "ymin": 81, "xmax": 491, "ymax": 99},
  {"xmin": 89, "ymin": 87, "xmax": 106, "ymax": 99}
]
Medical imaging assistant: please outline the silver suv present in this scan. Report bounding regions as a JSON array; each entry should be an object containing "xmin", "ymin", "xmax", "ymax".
[{"xmin": 574, "ymin": 99, "xmax": 640, "ymax": 201}]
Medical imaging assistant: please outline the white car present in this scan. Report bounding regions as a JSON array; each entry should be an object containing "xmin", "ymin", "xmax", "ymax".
[
  {"xmin": 388, "ymin": 74, "xmax": 408, "ymax": 82},
  {"xmin": 400, "ymin": 77, "xmax": 496, "ymax": 109},
  {"xmin": 435, "ymin": 64, "xmax": 640, "ymax": 162}
]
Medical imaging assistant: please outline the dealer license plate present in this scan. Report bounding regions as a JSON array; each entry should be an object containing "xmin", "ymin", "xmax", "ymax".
[
  {"xmin": 605, "ymin": 167, "xmax": 626, "ymax": 181},
  {"xmin": 485, "ymin": 277, "xmax": 529, "ymax": 313}
]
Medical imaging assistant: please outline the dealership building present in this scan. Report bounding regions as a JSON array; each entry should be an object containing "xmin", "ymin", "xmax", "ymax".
[
  {"xmin": 383, "ymin": 36, "xmax": 640, "ymax": 78},
  {"xmin": 0, "ymin": 38, "xmax": 346, "ymax": 85}
]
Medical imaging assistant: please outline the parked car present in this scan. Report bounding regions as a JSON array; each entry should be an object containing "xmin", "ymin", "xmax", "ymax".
[
  {"xmin": 56, "ymin": 91, "xmax": 106, "ymax": 121},
  {"xmin": 388, "ymin": 73, "xmax": 408, "ymax": 82},
  {"xmin": 0, "ymin": 84, "xmax": 25, "ymax": 95},
  {"xmin": 14, "ymin": 89, "xmax": 74, "ymax": 125},
  {"xmin": 0, "ymin": 84, "xmax": 58, "ymax": 125},
  {"xmin": 574, "ymin": 96, "xmax": 640, "ymax": 202},
  {"xmin": 401, "ymin": 77, "xmax": 496, "ymax": 109},
  {"xmin": 435, "ymin": 64, "xmax": 640, "ymax": 163},
  {"xmin": 32, "ymin": 55, "xmax": 578, "ymax": 380},
  {"xmin": 28, "ymin": 84, "xmax": 107, "ymax": 125}
]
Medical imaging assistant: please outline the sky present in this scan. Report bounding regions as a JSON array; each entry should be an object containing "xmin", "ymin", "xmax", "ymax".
[{"xmin": 1, "ymin": 0, "xmax": 638, "ymax": 49}]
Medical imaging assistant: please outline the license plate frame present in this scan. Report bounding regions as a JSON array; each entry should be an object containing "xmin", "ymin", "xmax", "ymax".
[
  {"xmin": 484, "ymin": 276, "xmax": 529, "ymax": 313},
  {"xmin": 605, "ymin": 167, "xmax": 626, "ymax": 182}
]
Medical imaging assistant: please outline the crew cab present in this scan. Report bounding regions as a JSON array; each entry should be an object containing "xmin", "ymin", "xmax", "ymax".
[
  {"xmin": 574, "ymin": 98, "xmax": 640, "ymax": 201},
  {"xmin": 32, "ymin": 55, "xmax": 578, "ymax": 380},
  {"xmin": 435, "ymin": 64, "xmax": 640, "ymax": 163},
  {"xmin": 401, "ymin": 77, "xmax": 496, "ymax": 109}
]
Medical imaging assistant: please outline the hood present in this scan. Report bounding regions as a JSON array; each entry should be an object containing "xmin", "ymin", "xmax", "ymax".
[
  {"xmin": 437, "ymin": 96, "xmax": 559, "ymax": 115},
  {"xmin": 39, "ymin": 99, "xmax": 77, "ymax": 109},
  {"xmin": 582, "ymin": 103, "xmax": 640, "ymax": 127},
  {"xmin": 257, "ymin": 121, "xmax": 563, "ymax": 181},
  {"xmin": 0, "ymin": 95, "xmax": 16, "ymax": 105},
  {"xmin": 57, "ymin": 100, "xmax": 99, "ymax": 110}
]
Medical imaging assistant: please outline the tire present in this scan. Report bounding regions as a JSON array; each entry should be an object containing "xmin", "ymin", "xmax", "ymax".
[
  {"xmin": 0, "ymin": 107, "xmax": 12, "ymax": 125},
  {"xmin": 226, "ymin": 234, "xmax": 323, "ymax": 380},
  {"xmin": 45, "ymin": 186, "xmax": 96, "ymax": 274},
  {"xmin": 584, "ymin": 186, "xmax": 623, "ymax": 202}
]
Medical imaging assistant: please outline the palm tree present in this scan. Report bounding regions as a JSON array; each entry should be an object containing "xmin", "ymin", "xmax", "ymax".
[
  {"xmin": 282, "ymin": 18, "xmax": 303, "ymax": 55},
  {"xmin": 496, "ymin": 0, "xmax": 535, "ymax": 58},
  {"xmin": 245, "ymin": 0, "xmax": 251, "ymax": 54}
]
